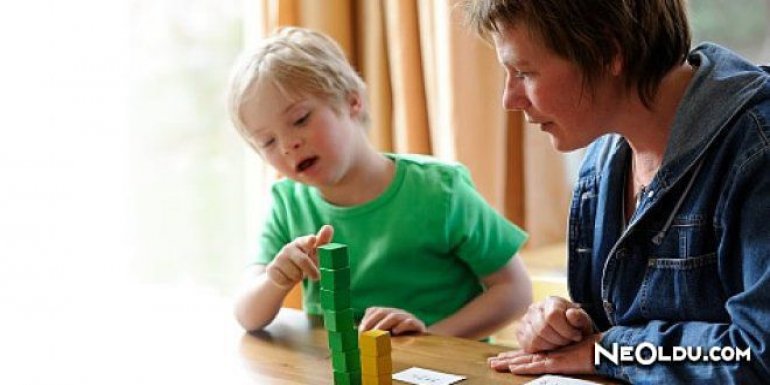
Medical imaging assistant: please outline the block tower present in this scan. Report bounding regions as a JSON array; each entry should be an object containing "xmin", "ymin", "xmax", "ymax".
[
  {"xmin": 360, "ymin": 330, "xmax": 392, "ymax": 385},
  {"xmin": 318, "ymin": 243, "xmax": 361, "ymax": 385}
]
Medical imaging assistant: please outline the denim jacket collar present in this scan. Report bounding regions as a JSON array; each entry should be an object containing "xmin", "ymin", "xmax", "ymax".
[
  {"xmin": 626, "ymin": 43, "xmax": 769, "ymax": 235},
  {"xmin": 659, "ymin": 43, "xmax": 769, "ymax": 190}
]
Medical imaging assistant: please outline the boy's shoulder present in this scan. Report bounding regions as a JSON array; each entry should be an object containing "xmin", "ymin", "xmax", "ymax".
[
  {"xmin": 269, "ymin": 177, "xmax": 311, "ymax": 199},
  {"xmin": 390, "ymin": 153, "xmax": 470, "ymax": 179},
  {"xmin": 388, "ymin": 154, "xmax": 477, "ymax": 195}
]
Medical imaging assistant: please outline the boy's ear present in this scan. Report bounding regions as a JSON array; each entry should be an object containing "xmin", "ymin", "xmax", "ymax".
[{"xmin": 347, "ymin": 91, "xmax": 363, "ymax": 119}]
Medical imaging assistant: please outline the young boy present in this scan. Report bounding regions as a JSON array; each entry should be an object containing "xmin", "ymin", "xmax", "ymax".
[{"xmin": 227, "ymin": 27, "xmax": 531, "ymax": 339}]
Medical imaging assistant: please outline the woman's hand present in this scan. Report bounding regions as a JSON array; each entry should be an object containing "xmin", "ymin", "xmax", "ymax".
[
  {"xmin": 489, "ymin": 333, "xmax": 602, "ymax": 375},
  {"xmin": 516, "ymin": 296, "xmax": 594, "ymax": 353},
  {"xmin": 359, "ymin": 307, "xmax": 427, "ymax": 335}
]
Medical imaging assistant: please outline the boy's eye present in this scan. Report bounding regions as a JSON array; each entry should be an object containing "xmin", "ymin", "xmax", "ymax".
[
  {"xmin": 293, "ymin": 112, "xmax": 311, "ymax": 126},
  {"xmin": 514, "ymin": 70, "xmax": 529, "ymax": 79},
  {"xmin": 261, "ymin": 138, "xmax": 275, "ymax": 148}
]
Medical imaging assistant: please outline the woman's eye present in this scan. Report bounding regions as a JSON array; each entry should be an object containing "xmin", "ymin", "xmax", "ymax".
[{"xmin": 262, "ymin": 138, "xmax": 275, "ymax": 148}]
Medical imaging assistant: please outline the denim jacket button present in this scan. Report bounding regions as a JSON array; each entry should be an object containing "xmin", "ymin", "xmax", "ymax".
[{"xmin": 647, "ymin": 189, "xmax": 655, "ymax": 198}]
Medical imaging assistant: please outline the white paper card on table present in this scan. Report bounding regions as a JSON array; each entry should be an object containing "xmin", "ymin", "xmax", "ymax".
[
  {"xmin": 524, "ymin": 374, "xmax": 603, "ymax": 385},
  {"xmin": 392, "ymin": 367, "xmax": 466, "ymax": 385}
]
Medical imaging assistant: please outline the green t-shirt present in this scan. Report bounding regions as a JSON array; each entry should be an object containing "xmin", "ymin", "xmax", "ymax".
[{"xmin": 257, "ymin": 154, "xmax": 528, "ymax": 326}]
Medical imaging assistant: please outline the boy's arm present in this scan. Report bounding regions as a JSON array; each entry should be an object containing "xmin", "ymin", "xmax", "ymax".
[
  {"xmin": 427, "ymin": 256, "xmax": 532, "ymax": 339},
  {"xmin": 234, "ymin": 264, "xmax": 294, "ymax": 332},
  {"xmin": 234, "ymin": 225, "xmax": 334, "ymax": 332}
]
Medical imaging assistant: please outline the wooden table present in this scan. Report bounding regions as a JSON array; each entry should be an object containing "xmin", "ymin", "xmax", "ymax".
[
  {"xmin": 0, "ymin": 284, "xmax": 617, "ymax": 384},
  {"xmin": 240, "ymin": 308, "xmax": 618, "ymax": 385}
]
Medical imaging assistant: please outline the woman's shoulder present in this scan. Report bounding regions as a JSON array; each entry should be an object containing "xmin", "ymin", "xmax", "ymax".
[{"xmin": 724, "ymin": 95, "xmax": 770, "ymax": 168}]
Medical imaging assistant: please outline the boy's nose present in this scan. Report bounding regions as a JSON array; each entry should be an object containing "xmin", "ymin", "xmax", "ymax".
[{"xmin": 282, "ymin": 137, "xmax": 303, "ymax": 154}]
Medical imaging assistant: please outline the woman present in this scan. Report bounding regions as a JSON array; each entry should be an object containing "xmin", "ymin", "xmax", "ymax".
[{"xmin": 465, "ymin": 1, "xmax": 770, "ymax": 384}]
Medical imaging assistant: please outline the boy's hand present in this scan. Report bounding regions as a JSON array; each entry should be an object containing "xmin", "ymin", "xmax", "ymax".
[
  {"xmin": 516, "ymin": 296, "xmax": 593, "ymax": 353},
  {"xmin": 265, "ymin": 225, "xmax": 334, "ymax": 289},
  {"xmin": 359, "ymin": 307, "xmax": 427, "ymax": 335}
]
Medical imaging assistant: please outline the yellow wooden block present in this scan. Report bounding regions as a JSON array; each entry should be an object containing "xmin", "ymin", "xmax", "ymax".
[
  {"xmin": 362, "ymin": 373, "xmax": 391, "ymax": 385},
  {"xmin": 360, "ymin": 354, "xmax": 392, "ymax": 375},
  {"xmin": 359, "ymin": 330, "xmax": 391, "ymax": 356}
]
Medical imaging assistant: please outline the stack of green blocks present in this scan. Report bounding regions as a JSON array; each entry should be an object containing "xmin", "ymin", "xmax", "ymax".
[{"xmin": 318, "ymin": 243, "xmax": 361, "ymax": 385}]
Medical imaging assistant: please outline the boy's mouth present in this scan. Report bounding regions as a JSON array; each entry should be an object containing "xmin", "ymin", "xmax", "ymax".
[{"xmin": 296, "ymin": 156, "xmax": 319, "ymax": 173}]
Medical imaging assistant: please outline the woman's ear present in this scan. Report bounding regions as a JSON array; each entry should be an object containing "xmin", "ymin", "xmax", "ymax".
[
  {"xmin": 610, "ymin": 41, "xmax": 624, "ymax": 76},
  {"xmin": 611, "ymin": 54, "xmax": 623, "ymax": 76}
]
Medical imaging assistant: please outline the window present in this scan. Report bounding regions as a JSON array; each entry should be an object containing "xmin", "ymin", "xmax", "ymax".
[
  {"xmin": 0, "ymin": 0, "xmax": 251, "ymax": 298},
  {"xmin": 690, "ymin": 0, "xmax": 770, "ymax": 62}
]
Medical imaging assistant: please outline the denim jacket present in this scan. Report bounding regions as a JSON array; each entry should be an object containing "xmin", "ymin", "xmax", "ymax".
[{"xmin": 569, "ymin": 43, "xmax": 770, "ymax": 384}]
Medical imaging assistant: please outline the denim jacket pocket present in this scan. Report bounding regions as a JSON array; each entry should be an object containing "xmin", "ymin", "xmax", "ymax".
[
  {"xmin": 570, "ymin": 186, "xmax": 597, "ymax": 254},
  {"xmin": 639, "ymin": 252, "xmax": 727, "ymax": 322},
  {"xmin": 568, "ymin": 182, "xmax": 599, "ymax": 305}
]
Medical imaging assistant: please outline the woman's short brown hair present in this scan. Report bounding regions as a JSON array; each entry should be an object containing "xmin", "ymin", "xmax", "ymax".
[{"xmin": 464, "ymin": 0, "xmax": 691, "ymax": 107}]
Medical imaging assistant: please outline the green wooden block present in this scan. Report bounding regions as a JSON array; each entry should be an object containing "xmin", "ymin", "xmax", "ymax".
[
  {"xmin": 333, "ymin": 370, "xmax": 362, "ymax": 385},
  {"xmin": 327, "ymin": 328, "xmax": 358, "ymax": 352},
  {"xmin": 318, "ymin": 243, "xmax": 349, "ymax": 269},
  {"xmin": 324, "ymin": 308, "xmax": 355, "ymax": 332},
  {"xmin": 332, "ymin": 349, "xmax": 362, "ymax": 373},
  {"xmin": 320, "ymin": 267, "xmax": 351, "ymax": 291},
  {"xmin": 320, "ymin": 288, "xmax": 351, "ymax": 310}
]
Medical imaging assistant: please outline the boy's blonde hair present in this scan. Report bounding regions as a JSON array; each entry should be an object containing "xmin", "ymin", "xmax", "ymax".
[{"xmin": 227, "ymin": 27, "xmax": 369, "ymax": 138}]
